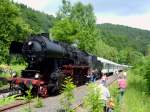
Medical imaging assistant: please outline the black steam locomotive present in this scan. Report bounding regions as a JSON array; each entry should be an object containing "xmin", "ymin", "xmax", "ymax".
[{"xmin": 9, "ymin": 33, "xmax": 102, "ymax": 96}]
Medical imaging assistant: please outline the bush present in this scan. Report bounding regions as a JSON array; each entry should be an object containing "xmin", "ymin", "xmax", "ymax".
[
  {"xmin": 0, "ymin": 95, "xmax": 16, "ymax": 107},
  {"xmin": 23, "ymin": 87, "xmax": 33, "ymax": 112},
  {"xmin": 34, "ymin": 96, "xmax": 43, "ymax": 108},
  {"xmin": 60, "ymin": 77, "xmax": 76, "ymax": 112},
  {"xmin": 132, "ymin": 56, "xmax": 150, "ymax": 94},
  {"xmin": 83, "ymin": 83, "xmax": 103, "ymax": 112},
  {"xmin": 142, "ymin": 57, "xmax": 150, "ymax": 94},
  {"xmin": 122, "ymin": 71, "xmax": 150, "ymax": 112}
]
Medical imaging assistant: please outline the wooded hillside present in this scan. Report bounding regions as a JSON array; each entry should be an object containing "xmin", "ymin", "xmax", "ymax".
[
  {"xmin": 1, "ymin": 0, "xmax": 150, "ymax": 65},
  {"xmin": 16, "ymin": 3, "xmax": 55, "ymax": 33},
  {"xmin": 98, "ymin": 23, "xmax": 150, "ymax": 54},
  {"xmin": 0, "ymin": 0, "xmax": 55, "ymax": 63}
]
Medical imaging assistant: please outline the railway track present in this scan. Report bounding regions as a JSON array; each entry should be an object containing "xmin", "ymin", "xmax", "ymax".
[
  {"xmin": 0, "ymin": 75, "xmax": 118, "ymax": 112},
  {"xmin": 0, "ymin": 100, "xmax": 27, "ymax": 112},
  {"xmin": 0, "ymin": 89, "xmax": 20, "ymax": 99},
  {"xmin": 0, "ymin": 88, "xmax": 10, "ymax": 94}
]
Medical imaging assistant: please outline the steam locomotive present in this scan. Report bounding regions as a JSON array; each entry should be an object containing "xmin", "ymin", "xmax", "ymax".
[{"xmin": 9, "ymin": 33, "xmax": 102, "ymax": 97}]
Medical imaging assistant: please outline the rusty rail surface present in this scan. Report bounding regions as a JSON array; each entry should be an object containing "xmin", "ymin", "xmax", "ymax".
[{"xmin": 0, "ymin": 100, "xmax": 28, "ymax": 112}]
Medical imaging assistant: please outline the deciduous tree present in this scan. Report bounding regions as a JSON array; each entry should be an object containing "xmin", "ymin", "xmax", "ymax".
[{"xmin": 51, "ymin": 0, "xmax": 98, "ymax": 53}]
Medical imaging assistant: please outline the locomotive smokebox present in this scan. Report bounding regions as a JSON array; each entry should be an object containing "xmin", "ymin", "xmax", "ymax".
[
  {"xmin": 10, "ymin": 34, "xmax": 68, "ymax": 64},
  {"xmin": 22, "ymin": 35, "xmax": 67, "ymax": 61}
]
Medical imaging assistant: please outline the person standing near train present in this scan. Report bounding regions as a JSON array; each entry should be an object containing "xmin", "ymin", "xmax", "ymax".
[
  {"xmin": 123, "ymin": 70, "xmax": 127, "ymax": 79},
  {"xmin": 92, "ymin": 69, "xmax": 97, "ymax": 82},
  {"xmin": 99, "ymin": 82, "xmax": 111, "ymax": 112},
  {"xmin": 118, "ymin": 75, "xmax": 127, "ymax": 102},
  {"xmin": 100, "ymin": 69, "xmax": 108, "ymax": 85}
]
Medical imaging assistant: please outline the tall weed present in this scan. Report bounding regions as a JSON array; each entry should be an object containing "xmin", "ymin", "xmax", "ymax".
[
  {"xmin": 60, "ymin": 77, "xmax": 76, "ymax": 112},
  {"xmin": 83, "ymin": 83, "xmax": 103, "ymax": 112},
  {"xmin": 123, "ymin": 71, "xmax": 150, "ymax": 112}
]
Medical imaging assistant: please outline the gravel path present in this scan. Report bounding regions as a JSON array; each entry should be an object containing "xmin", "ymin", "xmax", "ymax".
[{"xmin": 6, "ymin": 75, "xmax": 117, "ymax": 112}]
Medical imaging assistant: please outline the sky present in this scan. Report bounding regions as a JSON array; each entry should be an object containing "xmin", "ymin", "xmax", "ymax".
[{"xmin": 14, "ymin": 0, "xmax": 150, "ymax": 31}]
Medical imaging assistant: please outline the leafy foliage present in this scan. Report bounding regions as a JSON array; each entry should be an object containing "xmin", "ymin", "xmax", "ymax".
[
  {"xmin": 34, "ymin": 96, "xmax": 43, "ymax": 108},
  {"xmin": 1, "ymin": 0, "xmax": 149, "ymax": 66},
  {"xmin": 25, "ymin": 87, "xmax": 33, "ymax": 102},
  {"xmin": 118, "ymin": 47, "xmax": 144, "ymax": 64},
  {"xmin": 0, "ymin": 95, "xmax": 17, "ymax": 107},
  {"xmin": 83, "ymin": 83, "xmax": 103, "ymax": 112},
  {"xmin": 97, "ymin": 23, "xmax": 149, "ymax": 64},
  {"xmin": 0, "ymin": 0, "xmax": 32, "ymax": 64},
  {"xmin": 122, "ymin": 71, "xmax": 150, "ymax": 112},
  {"xmin": 141, "ymin": 57, "xmax": 150, "ymax": 93},
  {"xmin": 51, "ymin": 18, "xmax": 78, "ymax": 44},
  {"xmin": 16, "ymin": 3, "xmax": 55, "ymax": 33},
  {"xmin": 98, "ymin": 23, "xmax": 150, "ymax": 54},
  {"xmin": 51, "ymin": 0, "xmax": 145, "ymax": 64},
  {"xmin": 51, "ymin": 0, "xmax": 97, "ymax": 53},
  {"xmin": 60, "ymin": 77, "xmax": 76, "ymax": 112},
  {"xmin": 23, "ymin": 87, "xmax": 33, "ymax": 112},
  {"xmin": 93, "ymin": 39, "xmax": 119, "ymax": 62},
  {"xmin": 0, "ymin": 0, "xmax": 18, "ymax": 63},
  {"xmin": 132, "ymin": 56, "xmax": 150, "ymax": 94},
  {"xmin": 0, "ymin": 0, "xmax": 55, "ymax": 64},
  {"xmin": 109, "ymin": 82, "xmax": 121, "ymax": 112},
  {"xmin": 57, "ymin": 0, "xmax": 72, "ymax": 19}
]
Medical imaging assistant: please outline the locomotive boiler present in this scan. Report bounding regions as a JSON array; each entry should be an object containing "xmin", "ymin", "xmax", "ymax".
[{"xmin": 9, "ymin": 33, "xmax": 102, "ymax": 96}]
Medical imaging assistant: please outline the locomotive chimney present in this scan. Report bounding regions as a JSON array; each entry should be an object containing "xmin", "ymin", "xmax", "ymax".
[{"xmin": 41, "ymin": 33, "xmax": 49, "ymax": 38}]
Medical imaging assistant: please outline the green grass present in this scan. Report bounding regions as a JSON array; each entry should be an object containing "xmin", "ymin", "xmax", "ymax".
[
  {"xmin": 83, "ymin": 83, "xmax": 103, "ymax": 112},
  {"xmin": 109, "ymin": 81, "xmax": 121, "ymax": 112},
  {"xmin": 122, "ymin": 71, "xmax": 150, "ymax": 112},
  {"xmin": 34, "ymin": 97, "xmax": 43, "ymax": 108},
  {"xmin": 109, "ymin": 71, "xmax": 150, "ymax": 112},
  {"xmin": 0, "ymin": 95, "xmax": 16, "ymax": 107}
]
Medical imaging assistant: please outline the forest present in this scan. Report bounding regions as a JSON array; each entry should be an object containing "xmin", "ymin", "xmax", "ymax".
[
  {"xmin": 0, "ymin": 0, "xmax": 150, "ymax": 84},
  {"xmin": 98, "ymin": 23, "xmax": 150, "ymax": 54},
  {"xmin": 0, "ymin": 0, "xmax": 55, "ymax": 64},
  {"xmin": 1, "ymin": 0, "xmax": 150, "ymax": 65},
  {"xmin": 1, "ymin": 0, "xmax": 150, "ymax": 111}
]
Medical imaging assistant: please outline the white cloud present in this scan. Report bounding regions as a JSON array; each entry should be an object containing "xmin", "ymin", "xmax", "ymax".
[
  {"xmin": 14, "ymin": 0, "xmax": 52, "ymax": 10},
  {"xmin": 14, "ymin": 0, "xmax": 150, "ymax": 30},
  {"xmin": 96, "ymin": 13, "xmax": 150, "ymax": 30},
  {"xmin": 14, "ymin": 0, "xmax": 61, "ymax": 15}
]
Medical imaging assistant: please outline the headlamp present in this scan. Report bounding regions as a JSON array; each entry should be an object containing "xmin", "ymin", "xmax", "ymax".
[{"xmin": 35, "ymin": 73, "xmax": 40, "ymax": 79}]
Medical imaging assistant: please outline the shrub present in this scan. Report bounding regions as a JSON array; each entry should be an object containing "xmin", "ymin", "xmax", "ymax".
[
  {"xmin": 60, "ymin": 77, "xmax": 76, "ymax": 112},
  {"xmin": 23, "ymin": 87, "xmax": 33, "ymax": 112},
  {"xmin": 0, "ymin": 95, "xmax": 16, "ymax": 106},
  {"xmin": 123, "ymin": 71, "xmax": 150, "ymax": 112},
  {"xmin": 83, "ymin": 83, "xmax": 103, "ymax": 112},
  {"xmin": 131, "ymin": 56, "xmax": 150, "ymax": 94},
  {"xmin": 34, "ymin": 96, "xmax": 43, "ymax": 108},
  {"xmin": 142, "ymin": 57, "xmax": 150, "ymax": 94}
]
